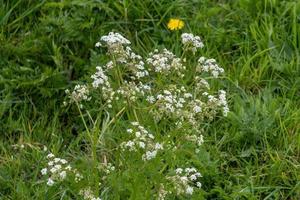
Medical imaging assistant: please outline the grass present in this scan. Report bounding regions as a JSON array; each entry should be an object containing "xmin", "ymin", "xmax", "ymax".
[{"xmin": 1, "ymin": 0, "xmax": 300, "ymax": 199}]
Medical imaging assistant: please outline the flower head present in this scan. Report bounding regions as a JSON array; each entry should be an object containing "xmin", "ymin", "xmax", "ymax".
[
  {"xmin": 181, "ymin": 33, "xmax": 204, "ymax": 53},
  {"xmin": 167, "ymin": 18, "xmax": 184, "ymax": 31}
]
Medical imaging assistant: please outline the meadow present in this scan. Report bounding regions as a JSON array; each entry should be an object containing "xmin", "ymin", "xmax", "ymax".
[{"xmin": 0, "ymin": 0, "xmax": 300, "ymax": 199}]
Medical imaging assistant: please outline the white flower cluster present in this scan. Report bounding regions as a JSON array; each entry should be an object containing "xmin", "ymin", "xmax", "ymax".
[
  {"xmin": 41, "ymin": 153, "xmax": 82, "ymax": 186},
  {"xmin": 102, "ymin": 162, "xmax": 115, "ymax": 174},
  {"xmin": 91, "ymin": 65, "xmax": 115, "ymax": 107},
  {"xmin": 79, "ymin": 187, "xmax": 102, "ymax": 200},
  {"xmin": 197, "ymin": 56, "xmax": 224, "ymax": 78},
  {"xmin": 121, "ymin": 122, "xmax": 163, "ymax": 161},
  {"xmin": 168, "ymin": 167, "xmax": 202, "ymax": 195},
  {"xmin": 90, "ymin": 32, "xmax": 229, "ymax": 121},
  {"xmin": 150, "ymin": 87, "xmax": 189, "ymax": 120},
  {"xmin": 91, "ymin": 66, "xmax": 110, "ymax": 89},
  {"xmin": 195, "ymin": 76, "xmax": 210, "ymax": 90},
  {"xmin": 157, "ymin": 184, "xmax": 169, "ymax": 200},
  {"xmin": 96, "ymin": 32, "xmax": 130, "ymax": 60},
  {"xmin": 65, "ymin": 84, "xmax": 91, "ymax": 103},
  {"xmin": 92, "ymin": 36, "xmax": 153, "ymax": 108},
  {"xmin": 116, "ymin": 81, "xmax": 151, "ymax": 103},
  {"xmin": 185, "ymin": 134, "xmax": 204, "ymax": 153},
  {"xmin": 146, "ymin": 49, "xmax": 185, "ymax": 75},
  {"xmin": 100, "ymin": 32, "xmax": 131, "ymax": 47},
  {"xmin": 194, "ymin": 90, "xmax": 229, "ymax": 118},
  {"xmin": 181, "ymin": 33, "xmax": 204, "ymax": 53},
  {"xmin": 68, "ymin": 32, "xmax": 229, "ymax": 120},
  {"xmin": 218, "ymin": 90, "xmax": 229, "ymax": 116},
  {"xmin": 123, "ymin": 46, "xmax": 149, "ymax": 79},
  {"xmin": 147, "ymin": 85, "xmax": 228, "ymax": 127}
]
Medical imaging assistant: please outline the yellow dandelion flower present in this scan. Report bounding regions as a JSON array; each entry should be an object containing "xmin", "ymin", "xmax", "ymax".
[{"xmin": 167, "ymin": 18, "xmax": 184, "ymax": 31}]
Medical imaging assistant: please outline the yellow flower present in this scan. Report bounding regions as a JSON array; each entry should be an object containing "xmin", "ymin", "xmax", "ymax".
[{"xmin": 167, "ymin": 18, "xmax": 184, "ymax": 31}]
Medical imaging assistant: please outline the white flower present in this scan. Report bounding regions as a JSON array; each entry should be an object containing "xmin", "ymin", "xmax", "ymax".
[
  {"xmin": 155, "ymin": 143, "xmax": 163, "ymax": 150},
  {"xmin": 125, "ymin": 141, "xmax": 135, "ymax": 150},
  {"xmin": 95, "ymin": 42, "xmax": 101, "ymax": 47},
  {"xmin": 106, "ymin": 61, "xmax": 114, "ymax": 69},
  {"xmin": 139, "ymin": 142, "xmax": 145, "ymax": 149},
  {"xmin": 181, "ymin": 33, "xmax": 204, "ymax": 53},
  {"xmin": 75, "ymin": 173, "xmax": 83, "ymax": 182},
  {"xmin": 180, "ymin": 176, "xmax": 188, "ymax": 183},
  {"xmin": 91, "ymin": 66, "xmax": 109, "ymax": 89},
  {"xmin": 143, "ymin": 150, "xmax": 157, "ymax": 160},
  {"xmin": 48, "ymin": 161, "xmax": 54, "ymax": 166},
  {"xmin": 197, "ymin": 135, "xmax": 204, "ymax": 146},
  {"xmin": 131, "ymin": 121, "xmax": 139, "ymax": 126},
  {"xmin": 193, "ymin": 105, "xmax": 201, "ymax": 113},
  {"xmin": 215, "ymin": 90, "xmax": 229, "ymax": 116},
  {"xmin": 68, "ymin": 84, "xmax": 91, "ymax": 102},
  {"xmin": 190, "ymin": 174, "xmax": 197, "ymax": 181},
  {"xmin": 135, "ymin": 131, "xmax": 141, "ymax": 138},
  {"xmin": 60, "ymin": 159, "xmax": 68, "ymax": 164},
  {"xmin": 148, "ymin": 134, "xmax": 154, "ymax": 139},
  {"xmin": 100, "ymin": 32, "xmax": 130, "ymax": 46},
  {"xmin": 59, "ymin": 171, "xmax": 67, "ymax": 180},
  {"xmin": 54, "ymin": 164, "xmax": 62, "ymax": 170},
  {"xmin": 80, "ymin": 187, "xmax": 102, "ymax": 200},
  {"xmin": 168, "ymin": 167, "xmax": 202, "ymax": 196},
  {"xmin": 183, "ymin": 93, "xmax": 193, "ymax": 98},
  {"xmin": 197, "ymin": 57, "xmax": 224, "ymax": 78},
  {"xmin": 122, "ymin": 123, "xmax": 163, "ymax": 161},
  {"xmin": 185, "ymin": 186, "xmax": 194, "ymax": 195},
  {"xmin": 146, "ymin": 96, "xmax": 155, "ymax": 103},
  {"xmin": 50, "ymin": 167, "xmax": 58, "ymax": 173},
  {"xmin": 127, "ymin": 129, "xmax": 133, "ymax": 133},
  {"xmin": 196, "ymin": 182, "xmax": 202, "ymax": 188},
  {"xmin": 185, "ymin": 167, "xmax": 197, "ymax": 173},
  {"xmin": 66, "ymin": 165, "xmax": 72, "ymax": 170},
  {"xmin": 47, "ymin": 178, "xmax": 54, "ymax": 186},
  {"xmin": 41, "ymin": 168, "xmax": 47, "ymax": 175},
  {"xmin": 147, "ymin": 49, "xmax": 184, "ymax": 73},
  {"xmin": 47, "ymin": 153, "xmax": 54, "ymax": 159},
  {"xmin": 175, "ymin": 168, "xmax": 183, "ymax": 174}
]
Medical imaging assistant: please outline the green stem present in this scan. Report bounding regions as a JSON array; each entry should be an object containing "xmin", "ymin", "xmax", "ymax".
[
  {"xmin": 75, "ymin": 101, "xmax": 97, "ymax": 163},
  {"xmin": 112, "ymin": 56, "xmax": 124, "ymax": 86}
]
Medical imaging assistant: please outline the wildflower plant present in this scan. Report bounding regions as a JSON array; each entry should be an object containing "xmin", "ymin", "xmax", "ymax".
[
  {"xmin": 120, "ymin": 121, "xmax": 163, "ymax": 161},
  {"xmin": 44, "ymin": 31, "xmax": 229, "ymax": 199},
  {"xmin": 40, "ymin": 153, "xmax": 83, "ymax": 188}
]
